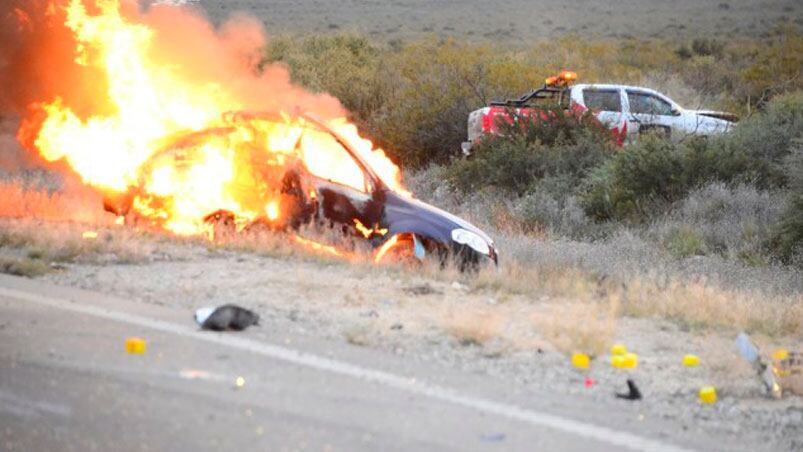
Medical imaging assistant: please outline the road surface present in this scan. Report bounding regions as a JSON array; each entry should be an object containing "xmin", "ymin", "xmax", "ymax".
[{"xmin": 0, "ymin": 273, "xmax": 712, "ymax": 451}]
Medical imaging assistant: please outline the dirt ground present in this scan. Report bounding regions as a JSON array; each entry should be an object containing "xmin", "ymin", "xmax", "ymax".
[
  {"xmin": 180, "ymin": 0, "xmax": 802, "ymax": 43},
  {"xmin": 0, "ymin": 227, "xmax": 790, "ymax": 451}
]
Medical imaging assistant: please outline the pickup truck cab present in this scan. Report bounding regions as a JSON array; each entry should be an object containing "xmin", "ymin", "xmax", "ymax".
[{"xmin": 465, "ymin": 72, "xmax": 736, "ymax": 152}]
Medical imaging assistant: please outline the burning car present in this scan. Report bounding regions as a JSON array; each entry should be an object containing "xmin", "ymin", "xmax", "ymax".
[
  {"xmin": 13, "ymin": 1, "xmax": 495, "ymax": 268},
  {"xmin": 104, "ymin": 111, "xmax": 497, "ymax": 267}
]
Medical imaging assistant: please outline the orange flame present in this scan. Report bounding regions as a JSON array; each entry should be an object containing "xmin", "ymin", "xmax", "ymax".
[
  {"xmin": 293, "ymin": 235, "xmax": 343, "ymax": 257},
  {"xmin": 18, "ymin": 0, "xmax": 409, "ymax": 238}
]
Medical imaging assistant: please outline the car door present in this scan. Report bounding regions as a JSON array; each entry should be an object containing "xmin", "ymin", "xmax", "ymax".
[
  {"xmin": 625, "ymin": 90, "xmax": 682, "ymax": 141},
  {"xmin": 298, "ymin": 126, "xmax": 382, "ymax": 228},
  {"xmin": 580, "ymin": 87, "xmax": 626, "ymax": 143}
]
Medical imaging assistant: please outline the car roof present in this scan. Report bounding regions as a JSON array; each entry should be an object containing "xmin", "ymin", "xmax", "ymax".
[{"xmin": 573, "ymin": 84, "xmax": 664, "ymax": 97}]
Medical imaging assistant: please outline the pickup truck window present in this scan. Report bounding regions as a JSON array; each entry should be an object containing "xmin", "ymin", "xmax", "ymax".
[
  {"xmin": 583, "ymin": 89, "xmax": 621, "ymax": 112},
  {"xmin": 627, "ymin": 91, "xmax": 673, "ymax": 116}
]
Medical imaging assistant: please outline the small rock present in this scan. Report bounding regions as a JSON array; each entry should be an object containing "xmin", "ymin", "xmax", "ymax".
[
  {"xmin": 450, "ymin": 281, "xmax": 468, "ymax": 291},
  {"xmin": 480, "ymin": 433, "xmax": 506, "ymax": 442},
  {"xmin": 359, "ymin": 310, "xmax": 379, "ymax": 318},
  {"xmin": 402, "ymin": 284, "xmax": 440, "ymax": 296}
]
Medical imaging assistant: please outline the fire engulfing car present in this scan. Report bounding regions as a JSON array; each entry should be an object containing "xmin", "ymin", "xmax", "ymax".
[
  {"xmin": 104, "ymin": 112, "xmax": 497, "ymax": 267},
  {"xmin": 464, "ymin": 71, "xmax": 737, "ymax": 152}
]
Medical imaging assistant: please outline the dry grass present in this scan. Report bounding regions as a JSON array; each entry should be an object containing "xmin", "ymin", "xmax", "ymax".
[
  {"xmin": 619, "ymin": 277, "xmax": 803, "ymax": 337},
  {"xmin": 532, "ymin": 300, "xmax": 619, "ymax": 357},
  {"xmin": 0, "ymin": 256, "xmax": 51, "ymax": 278},
  {"xmin": 343, "ymin": 325, "xmax": 371, "ymax": 346},
  {"xmin": 441, "ymin": 307, "xmax": 504, "ymax": 347},
  {"xmin": 0, "ymin": 217, "xmax": 177, "ymax": 265},
  {"xmin": 415, "ymin": 255, "xmax": 802, "ymax": 340},
  {"xmin": 0, "ymin": 179, "xmax": 109, "ymax": 224},
  {"xmin": 1, "ymin": 183, "xmax": 798, "ymax": 343}
]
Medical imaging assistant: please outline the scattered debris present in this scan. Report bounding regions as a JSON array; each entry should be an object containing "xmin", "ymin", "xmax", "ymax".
[
  {"xmin": 390, "ymin": 323, "xmax": 404, "ymax": 330},
  {"xmin": 682, "ymin": 354, "xmax": 701, "ymax": 367},
  {"xmin": 571, "ymin": 352, "xmax": 590, "ymax": 370},
  {"xmin": 450, "ymin": 281, "xmax": 469, "ymax": 291},
  {"xmin": 773, "ymin": 351, "xmax": 803, "ymax": 397},
  {"xmin": 699, "ymin": 386, "xmax": 717, "ymax": 404},
  {"xmin": 82, "ymin": 230, "xmax": 98, "ymax": 240},
  {"xmin": 402, "ymin": 284, "xmax": 441, "ymax": 296},
  {"xmin": 623, "ymin": 353, "xmax": 638, "ymax": 369},
  {"xmin": 479, "ymin": 432, "xmax": 506, "ymax": 443},
  {"xmin": 359, "ymin": 310, "xmax": 379, "ymax": 318},
  {"xmin": 616, "ymin": 379, "xmax": 642, "ymax": 401},
  {"xmin": 194, "ymin": 304, "xmax": 259, "ymax": 331},
  {"xmin": 612, "ymin": 355, "xmax": 625, "ymax": 368},
  {"xmin": 125, "ymin": 337, "xmax": 146, "ymax": 354},
  {"xmin": 234, "ymin": 376, "xmax": 246, "ymax": 389},
  {"xmin": 611, "ymin": 344, "xmax": 627, "ymax": 355},
  {"xmin": 584, "ymin": 377, "xmax": 595, "ymax": 388},
  {"xmin": 180, "ymin": 369, "xmax": 210, "ymax": 380},
  {"xmin": 612, "ymin": 352, "xmax": 638, "ymax": 369},
  {"xmin": 735, "ymin": 332, "xmax": 781, "ymax": 399}
]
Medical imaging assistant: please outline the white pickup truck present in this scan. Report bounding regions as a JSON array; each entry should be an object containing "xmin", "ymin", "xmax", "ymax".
[{"xmin": 465, "ymin": 72, "xmax": 737, "ymax": 151}]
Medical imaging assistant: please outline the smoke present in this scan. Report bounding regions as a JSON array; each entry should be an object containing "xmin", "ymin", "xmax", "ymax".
[
  {"xmin": 0, "ymin": 0, "xmax": 103, "ymax": 117},
  {"xmin": 0, "ymin": 0, "xmax": 346, "ymax": 208},
  {"xmin": 0, "ymin": 0, "xmax": 345, "ymax": 119},
  {"xmin": 140, "ymin": 3, "xmax": 345, "ymax": 118}
]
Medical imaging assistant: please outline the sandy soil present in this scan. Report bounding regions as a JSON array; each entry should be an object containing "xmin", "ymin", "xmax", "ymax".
[
  {"xmin": 177, "ymin": 0, "xmax": 802, "ymax": 43},
  {"xmin": 33, "ymin": 241, "xmax": 802, "ymax": 452}
]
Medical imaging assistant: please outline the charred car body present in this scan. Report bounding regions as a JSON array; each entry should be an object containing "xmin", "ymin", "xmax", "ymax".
[{"xmin": 106, "ymin": 112, "xmax": 497, "ymax": 267}]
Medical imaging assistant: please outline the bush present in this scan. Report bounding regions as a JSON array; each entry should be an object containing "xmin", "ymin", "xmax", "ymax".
[
  {"xmin": 263, "ymin": 32, "xmax": 802, "ymax": 168},
  {"xmin": 724, "ymin": 91, "xmax": 803, "ymax": 187},
  {"xmin": 649, "ymin": 182, "xmax": 784, "ymax": 263},
  {"xmin": 772, "ymin": 144, "xmax": 803, "ymax": 265},
  {"xmin": 446, "ymin": 108, "xmax": 615, "ymax": 195},
  {"xmin": 583, "ymin": 92, "xmax": 803, "ymax": 221},
  {"xmin": 664, "ymin": 227, "xmax": 707, "ymax": 258},
  {"xmin": 582, "ymin": 137, "xmax": 686, "ymax": 220}
]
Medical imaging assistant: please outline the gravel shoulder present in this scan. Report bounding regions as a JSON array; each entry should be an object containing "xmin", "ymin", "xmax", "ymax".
[{"xmin": 36, "ymin": 242, "xmax": 803, "ymax": 452}]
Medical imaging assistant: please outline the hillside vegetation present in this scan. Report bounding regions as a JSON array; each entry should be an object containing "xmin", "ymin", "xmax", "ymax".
[{"xmin": 263, "ymin": 30, "xmax": 803, "ymax": 268}]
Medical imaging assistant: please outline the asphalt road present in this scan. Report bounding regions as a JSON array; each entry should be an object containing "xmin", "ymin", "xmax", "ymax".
[{"xmin": 0, "ymin": 274, "xmax": 705, "ymax": 452}]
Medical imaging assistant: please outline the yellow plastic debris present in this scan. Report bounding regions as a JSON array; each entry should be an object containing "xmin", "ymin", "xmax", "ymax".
[
  {"xmin": 571, "ymin": 353, "xmax": 590, "ymax": 370},
  {"xmin": 699, "ymin": 386, "xmax": 717, "ymax": 404},
  {"xmin": 235, "ymin": 376, "xmax": 246, "ymax": 388},
  {"xmin": 125, "ymin": 337, "xmax": 146, "ymax": 354},
  {"xmin": 611, "ymin": 355, "xmax": 626, "ymax": 369},
  {"xmin": 610, "ymin": 344, "xmax": 627, "ymax": 356},
  {"xmin": 772, "ymin": 349, "xmax": 789, "ymax": 361},
  {"xmin": 682, "ymin": 354, "xmax": 701, "ymax": 367},
  {"xmin": 622, "ymin": 353, "xmax": 638, "ymax": 369}
]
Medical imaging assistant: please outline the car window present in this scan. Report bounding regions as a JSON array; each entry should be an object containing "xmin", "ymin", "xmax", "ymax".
[
  {"xmin": 300, "ymin": 129, "xmax": 368, "ymax": 193},
  {"xmin": 627, "ymin": 91, "xmax": 673, "ymax": 116},
  {"xmin": 583, "ymin": 89, "xmax": 621, "ymax": 112}
]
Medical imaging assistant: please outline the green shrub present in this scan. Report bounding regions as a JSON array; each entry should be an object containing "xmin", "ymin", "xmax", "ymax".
[
  {"xmin": 724, "ymin": 91, "xmax": 803, "ymax": 187},
  {"xmin": 446, "ymin": 108, "xmax": 615, "ymax": 195},
  {"xmin": 772, "ymin": 144, "xmax": 803, "ymax": 265},
  {"xmin": 582, "ymin": 137, "xmax": 686, "ymax": 220},
  {"xmin": 262, "ymin": 32, "xmax": 802, "ymax": 169},
  {"xmin": 583, "ymin": 92, "xmax": 803, "ymax": 221},
  {"xmin": 664, "ymin": 228, "xmax": 707, "ymax": 258}
]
